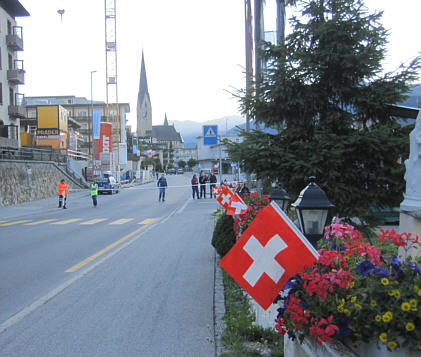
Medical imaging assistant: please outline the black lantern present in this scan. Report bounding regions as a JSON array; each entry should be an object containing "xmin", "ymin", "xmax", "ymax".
[
  {"xmin": 291, "ymin": 177, "xmax": 335, "ymax": 247},
  {"xmin": 270, "ymin": 185, "xmax": 291, "ymax": 212}
]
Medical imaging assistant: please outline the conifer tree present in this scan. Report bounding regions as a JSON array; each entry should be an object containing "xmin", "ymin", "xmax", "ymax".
[{"xmin": 227, "ymin": 0, "xmax": 421, "ymax": 226}]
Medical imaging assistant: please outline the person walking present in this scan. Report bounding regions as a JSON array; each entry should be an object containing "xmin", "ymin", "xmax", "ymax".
[
  {"xmin": 58, "ymin": 179, "xmax": 68, "ymax": 209},
  {"xmin": 199, "ymin": 171, "xmax": 207, "ymax": 199},
  {"xmin": 90, "ymin": 179, "xmax": 98, "ymax": 207},
  {"xmin": 209, "ymin": 170, "xmax": 217, "ymax": 198},
  {"xmin": 191, "ymin": 174, "xmax": 199, "ymax": 199},
  {"xmin": 157, "ymin": 173, "xmax": 168, "ymax": 202}
]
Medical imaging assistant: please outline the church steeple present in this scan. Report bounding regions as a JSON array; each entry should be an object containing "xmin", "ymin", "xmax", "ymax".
[
  {"xmin": 137, "ymin": 50, "xmax": 152, "ymax": 137},
  {"xmin": 164, "ymin": 113, "xmax": 168, "ymax": 126}
]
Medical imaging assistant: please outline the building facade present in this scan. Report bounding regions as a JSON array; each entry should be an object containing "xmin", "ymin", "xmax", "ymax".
[{"xmin": 0, "ymin": 0, "xmax": 29, "ymax": 148}]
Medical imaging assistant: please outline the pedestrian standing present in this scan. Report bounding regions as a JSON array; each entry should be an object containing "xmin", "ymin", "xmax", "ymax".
[
  {"xmin": 90, "ymin": 180, "xmax": 98, "ymax": 207},
  {"xmin": 199, "ymin": 171, "xmax": 207, "ymax": 199},
  {"xmin": 156, "ymin": 171, "xmax": 159, "ymax": 180},
  {"xmin": 209, "ymin": 170, "xmax": 217, "ymax": 198},
  {"xmin": 191, "ymin": 174, "xmax": 199, "ymax": 199},
  {"xmin": 58, "ymin": 179, "xmax": 68, "ymax": 209},
  {"xmin": 157, "ymin": 173, "xmax": 168, "ymax": 202}
]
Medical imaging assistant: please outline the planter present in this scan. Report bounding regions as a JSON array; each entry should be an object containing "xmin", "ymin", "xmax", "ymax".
[{"xmin": 347, "ymin": 340, "xmax": 417, "ymax": 357}]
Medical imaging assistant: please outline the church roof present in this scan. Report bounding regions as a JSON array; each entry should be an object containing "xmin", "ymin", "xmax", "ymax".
[
  {"xmin": 137, "ymin": 51, "xmax": 149, "ymax": 107},
  {"xmin": 152, "ymin": 115, "xmax": 183, "ymax": 142}
]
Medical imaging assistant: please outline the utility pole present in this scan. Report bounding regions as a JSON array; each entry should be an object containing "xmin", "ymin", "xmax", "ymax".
[{"xmin": 90, "ymin": 70, "xmax": 97, "ymax": 175}]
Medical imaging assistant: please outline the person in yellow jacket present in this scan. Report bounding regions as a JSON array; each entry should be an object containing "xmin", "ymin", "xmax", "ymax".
[
  {"xmin": 90, "ymin": 180, "xmax": 98, "ymax": 207},
  {"xmin": 58, "ymin": 179, "xmax": 68, "ymax": 209}
]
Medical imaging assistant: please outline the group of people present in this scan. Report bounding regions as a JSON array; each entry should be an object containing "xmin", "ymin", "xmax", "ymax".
[
  {"xmin": 191, "ymin": 170, "xmax": 218, "ymax": 199},
  {"xmin": 57, "ymin": 178, "xmax": 99, "ymax": 209}
]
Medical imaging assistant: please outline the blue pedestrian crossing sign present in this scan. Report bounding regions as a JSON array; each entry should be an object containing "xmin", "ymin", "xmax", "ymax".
[{"xmin": 203, "ymin": 125, "xmax": 218, "ymax": 145}]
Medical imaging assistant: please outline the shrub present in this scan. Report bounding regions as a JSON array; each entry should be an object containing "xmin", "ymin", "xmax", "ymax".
[{"xmin": 212, "ymin": 214, "xmax": 236, "ymax": 257}]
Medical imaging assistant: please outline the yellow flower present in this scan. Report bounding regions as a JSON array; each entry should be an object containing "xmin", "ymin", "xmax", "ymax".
[
  {"xmin": 337, "ymin": 306, "xmax": 344, "ymax": 313},
  {"xmin": 385, "ymin": 311, "xmax": 393, "ymax": 319},
  {"xmin": 379, "ymin": 333, "xmax": 388, "ymax": 343},
  {"xmin": 418, "ymin": 290, "xmax": 421, "ymax": 297},
  {"xmin": 387, "ymin": 341, "xmax": 398, "ymax": 350},
  {"xmin": 381, "ymin": 278, "xmax": 389, "ymax": 286},
  {"xmin": 410, "ymin": 299, "xmax": 418, "ymax": 307},
  {"xmin": 392, "ymin": 290, "xmax": 401, "ymax": 299},
  {"xmin": 406, "ymin": 322, "xmax": 415, "ymax": 331},
  {"xmin": 344, "ymin": 309, "xmax": 351, "ymax": 316},
  {"xmin": 402, "ymin": 302, "xmax": 411, "ymax": 311},
  {"xmin": 414, "ymin": 284, "xmax": 419, "ymax": 292},
  {"xmin": 354, "ymin": 303, "xmax": 362, "ymax": 310},
  {"xmin": 348, "ymin": 282, "xmax": 355, "ymax": 289},
  {"xmin": 351, "ymin": 296, "xmax": 357, "ymax": 303},
  {"xmin": 375, "ymin": 315, "xmax": 382, "ymax": 322},
  {"xmin": 382, "ymin": 312, "xmax": 393, "ymax": 323},
  {"xmin": 370, "ymin": 300, "xmax": 377, "ymax": 307}
]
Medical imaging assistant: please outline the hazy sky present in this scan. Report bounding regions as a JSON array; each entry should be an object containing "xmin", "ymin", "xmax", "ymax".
[{"xmin": 16, "ymin": 0, "xmax": 421, "ymax": 130}]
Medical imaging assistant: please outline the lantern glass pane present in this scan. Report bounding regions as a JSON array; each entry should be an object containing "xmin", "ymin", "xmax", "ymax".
[{"xmin": 301, "ymin": 209, "xmax": 328, "ymax": 235}]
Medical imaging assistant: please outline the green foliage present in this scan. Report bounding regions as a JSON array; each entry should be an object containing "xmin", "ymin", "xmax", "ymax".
[
  {"xmin": 228, "ymin": 0, "xmax": 421, "ymax": 227},
  {"xmin": 188, "ymin": 158, "xmax": 198, "ymax": 169},
  {"xmin": 177, "ymin": 160, "xmax": 186, "ymax": 169},
  {"xmin": 221, "ymin": 272, "xmax": 284, "ymax": 357},
  {"xmin": 142, "ymin": 158, "xmax": 162, "ymax": 172},
  {"xmin": 212, "ymin": 214, "xmax": 236, "ymax": 257}
]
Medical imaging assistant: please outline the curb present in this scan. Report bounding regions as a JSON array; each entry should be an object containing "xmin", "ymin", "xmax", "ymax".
[{"xmin": 214, "ymin": 252, "xmax": 226, "ymax": 357}]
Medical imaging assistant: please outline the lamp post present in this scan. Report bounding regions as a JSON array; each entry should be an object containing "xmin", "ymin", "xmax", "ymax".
[
  {"xmin": 90, "ymin": 70, "xmax": 97, "ymax": 175},
  {"xmin": 292, "ymin": 176, "xmax": 335, "ymax": 247},
  {"xmin": 270, "ymin": 184, "xmax": 291, "ymax": 212}
]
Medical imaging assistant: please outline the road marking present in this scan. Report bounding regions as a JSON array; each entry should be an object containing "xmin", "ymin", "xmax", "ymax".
[
  {"xmin": 80, "ymin": 218, "xmax": 108, "ymax": 225},
  {"xmin": 25, "ymin": 219, "xmax": 57, "ymax": 226},
  {"xmin": 109, "ymin": 218, "xmax": 133, "ymax": 225},
  {"xmin": 0, "ymin": 220, "xmax": 7, "ymax": 224},
  {"xmin": 65, "ymin": 225, "xmax": 148, "ymax": 273},
  {"xmin": 138, "ymin": 218, "xmax": 160, "ymax": 225},
  {"xmin": 52, "ymin": 218, "xmax": 82, "ymax": 225},
  {"xmin": 0, "ymin": 220, "xmax": 32, "ymax": 226},
  {"xmin": 0, "ymin": 213, "xmax": 162, "ymax": 334}
]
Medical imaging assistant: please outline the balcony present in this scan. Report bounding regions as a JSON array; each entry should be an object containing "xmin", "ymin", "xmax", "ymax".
[
  {"xmin": 8, "ymin": 60, "xmax": 25, "ymax": 84},
  {"xmin": 9, "ymin": 93, "xmax": 26, "ymax": 119},
  {"xmin": 7, "ymin": 69, "xmax": 25, "ymax": 84},
  {"xmin": 6, "ymin": 26, "xmax": 24, "ymax": 51}
]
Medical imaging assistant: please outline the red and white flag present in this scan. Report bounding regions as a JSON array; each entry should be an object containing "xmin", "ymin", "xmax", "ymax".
[
  {"xmin": 226, "ymin": 192, "xmax": 248, "ymax": 216},
  {"xmin": 212, "ymin": 186, "xmax": 221, "ymax": 197},
  {"xmin": 219, "ymin": 202, "xmax": 319, "ymax": 310},
  {"xmin": 216, "ymin": 185, "xmax": 234, "ymax": 210}
]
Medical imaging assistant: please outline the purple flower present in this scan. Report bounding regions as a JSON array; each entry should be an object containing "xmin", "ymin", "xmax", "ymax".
[
  {"xmin": 355, "ymin": 260, "xmax": 376, "ymax": 276},
  {"xmin": 373, "ymin": 267, "xmax": 389, "ymax": 277},
  {"xmin": 408, "ymin": 262, "xmax": 421, "ymax": 275},
  {"xmin": 390, "ymin": 255, "xmax": 402, "ymax": 269}
]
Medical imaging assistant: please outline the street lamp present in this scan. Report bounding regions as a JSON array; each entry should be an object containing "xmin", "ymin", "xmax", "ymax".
[
  {"xmin": 90, "ymin": 70, "xmax": 97, "ymax": 174},
  {"xmin": 270, "ymin": 184, "xmax": 291, "ymax": 212},
  {"xmin": 291, "ymin": 176, "xmax": 335, "ymax": 247}
]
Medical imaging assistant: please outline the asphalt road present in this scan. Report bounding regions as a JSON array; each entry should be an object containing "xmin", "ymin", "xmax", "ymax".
[{"xmin": 0, "ymin": 174, "xmax": 219, "ymax": 356}]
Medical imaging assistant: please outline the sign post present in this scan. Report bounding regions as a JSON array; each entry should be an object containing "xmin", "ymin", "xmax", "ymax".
[{"xmin": 203, "ymin": 125, "xmax": 222, "ymax": 184}]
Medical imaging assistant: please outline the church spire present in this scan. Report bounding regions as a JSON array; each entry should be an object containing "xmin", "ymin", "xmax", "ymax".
[{"xmin": 164, "ymin": 113, "xmax": 168, "ymax": 126}]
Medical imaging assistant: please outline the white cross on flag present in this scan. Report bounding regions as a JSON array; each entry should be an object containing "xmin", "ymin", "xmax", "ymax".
[
  {"xmin": 212, "ymin": 186, "xmax": 221, "ymax": 197},
  {"xmin": 226, "ymin": 192, "xmax": 248, "ymax": 216},
  {"xmin": 219, "ymin": 202, "xmax": 319, "ymax": 310},
  {"xmin": 216, "ymin": 185, "xmax": 234, "ymax": 210}
]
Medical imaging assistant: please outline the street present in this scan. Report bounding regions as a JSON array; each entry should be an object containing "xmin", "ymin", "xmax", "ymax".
[{"xmin": 0, "ymin": 175, "xmax": 218, "ymax": 356}]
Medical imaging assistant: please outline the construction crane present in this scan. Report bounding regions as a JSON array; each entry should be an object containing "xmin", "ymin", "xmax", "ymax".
[{"xmin": 104, "ymin": 0, "xmax": 120, "ymax": 179}]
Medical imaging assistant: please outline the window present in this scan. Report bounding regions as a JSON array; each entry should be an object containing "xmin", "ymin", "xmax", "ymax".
[
  {"xmin": 0, "ymin": 83, "xmax": 2, "ymax": 105},
  {"xmin": 8, "ymin": 53, "xmax": 12, "ymax": 70},
  {"xmin": 7, "ymin": 21, "xmax": 11, "ymax": 35},
  {"xmin": 9, "ymin": 88, "xmax": 14, "ymax": 105},
  {"xmin": 27, "ymin": 109, "xmax": 36, "ymax": 118},
  {"xmin": 0, "ymin": 48, "xmax": 2, "ymax": 70}
]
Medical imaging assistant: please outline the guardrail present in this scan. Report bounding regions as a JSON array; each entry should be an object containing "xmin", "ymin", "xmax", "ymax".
[{"xmin": 0, "ymin": 146, "xmax": 89, "ymax": 163}]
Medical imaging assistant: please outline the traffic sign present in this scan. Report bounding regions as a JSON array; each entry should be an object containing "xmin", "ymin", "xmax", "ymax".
[{"xmin": 203, "ymin": 125, "xmax": 218, "ymax": 145}]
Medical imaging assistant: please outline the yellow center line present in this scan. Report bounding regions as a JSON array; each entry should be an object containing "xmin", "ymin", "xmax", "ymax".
[
  {"xmin": 25, "ymin": 219, "xmax": 57, "ymax": 226},
  {"xmin": 0, "ymin": 220, "xmax": 32, "ymax": 226},
  {"xmin": 138, "ymin": 218, "xmax": 160, "ymax": 225},
  {"xmin": 52, "ymin": 218, "xmax": 82, "ymax": 225},
  {"xmin": 80, "ymin": 218, "xmax": 108, "ymax": 225},
  {"xmin": 109, "ymin": 218, "xmax": 133, "ymax": 225},
  {"xmin": 0, "ymin": 220, "xmax": 7, "ymax": 224},
  {"xmin": 65, "ymin": 225, "xmax": 148, "ymax": 273}
]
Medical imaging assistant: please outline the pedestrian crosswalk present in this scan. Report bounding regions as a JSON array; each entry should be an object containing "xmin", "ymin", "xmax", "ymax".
[{"xmin": 0, "ymin": 217, "xmax": 160, "ymax": 227}]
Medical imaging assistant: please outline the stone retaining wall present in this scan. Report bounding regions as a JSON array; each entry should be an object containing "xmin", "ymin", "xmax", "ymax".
[{"xmin": 0, "ymin": 161, "xmax": 81, "ymax": 206}]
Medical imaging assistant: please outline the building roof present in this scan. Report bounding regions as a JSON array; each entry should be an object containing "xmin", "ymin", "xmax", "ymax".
[
  {"xmin": 137, "ymin": 51, "xmax": 149, "ymax": 107},
  {"xmin": 152, "ymin": 115, "xmax": 183, "ymax": 142},
  {"xmin": 0, "ymin": 0, "xmax": 29, "ymax": 17}
]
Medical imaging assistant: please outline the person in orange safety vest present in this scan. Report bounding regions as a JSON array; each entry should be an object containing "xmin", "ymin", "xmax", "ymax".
[{"xmin": 58, "ymin": 179, "xmax": 68, "ymax": 209}]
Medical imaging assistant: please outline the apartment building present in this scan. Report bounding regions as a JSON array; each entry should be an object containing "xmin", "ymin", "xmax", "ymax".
[{"xmin": 0, "ymin": 0, "xmax": 29, "ymax": 148}]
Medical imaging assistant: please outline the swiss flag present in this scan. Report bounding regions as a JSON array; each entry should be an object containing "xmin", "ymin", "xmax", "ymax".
[
  {"xmin": 212, "ymin": 186, "xmax": 221, "ymax": 197},
  {"xmin": 226, "ymin": 193, "xmax": 248, "ymax": 215},
  {"xmin": 216, "ymin": 185, "xmax": 234, "ymax": 210},
  {"xmin": 219, "ymin": 202, "xmax": 319, "ymax": 310}
]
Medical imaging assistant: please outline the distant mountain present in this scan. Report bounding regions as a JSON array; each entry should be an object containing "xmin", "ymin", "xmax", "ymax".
[
  {"xmin": 400, "ymin": 83, "xmax": 421, "ymax": 108},
  {"xmin": 169, "ymin": 115, "xmax": 245, "ymax": 147}
]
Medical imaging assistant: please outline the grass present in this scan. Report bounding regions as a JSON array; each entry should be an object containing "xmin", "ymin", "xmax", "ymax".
[{"xmin": 220, "ymin": 271, "xmax": 284, "ymax": 357}]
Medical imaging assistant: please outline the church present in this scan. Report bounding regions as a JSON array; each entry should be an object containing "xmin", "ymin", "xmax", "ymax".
[{"xmin": 136, "ymin": 51, "xmax": 185, "ymax": 167}]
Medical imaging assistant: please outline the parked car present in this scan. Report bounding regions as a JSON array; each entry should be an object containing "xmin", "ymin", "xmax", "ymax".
[
  {"xmin": 177, "ymin": 169, "xmax": 184, "ymax": 174},
  {"xmin": 167, "ymin": 168, "xmax": 176, "ymax": 175},
  {"xmin": 97, "ymin": 176, "xmax": 120, "ymax": 194}
]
